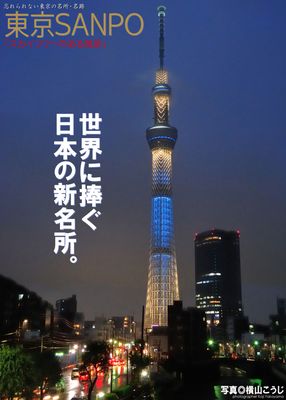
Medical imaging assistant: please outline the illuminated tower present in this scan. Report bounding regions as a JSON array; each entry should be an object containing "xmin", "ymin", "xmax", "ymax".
[{"xmin": 145, "ymin": 6, "xmax": 180, "ymax": 330}]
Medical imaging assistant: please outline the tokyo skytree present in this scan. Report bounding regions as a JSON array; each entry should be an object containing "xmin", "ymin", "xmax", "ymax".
[{"xmin": 145, "ymin": 6, "xmax": 180, "ymax": 330}]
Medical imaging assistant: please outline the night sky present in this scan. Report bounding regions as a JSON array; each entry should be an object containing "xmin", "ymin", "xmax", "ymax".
[{"xmin": 1, "ymin": 0, "xmax": 285, "ymax": 324}]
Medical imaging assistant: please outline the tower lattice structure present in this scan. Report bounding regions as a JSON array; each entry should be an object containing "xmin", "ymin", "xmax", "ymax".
[{"xmin": 145, "ymin": 6, "xmax": 180, "ymax": 330}]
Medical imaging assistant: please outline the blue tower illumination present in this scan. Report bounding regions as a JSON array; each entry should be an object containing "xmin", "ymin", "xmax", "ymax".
[{"xmin": 145, "ymin": 6, "xmax": 180, "ymax": 330}]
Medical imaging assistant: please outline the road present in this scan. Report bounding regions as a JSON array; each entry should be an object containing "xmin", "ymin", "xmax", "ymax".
[{"xmin": 58, "ymin": 366, "xmax": 129, "ymax": 400}]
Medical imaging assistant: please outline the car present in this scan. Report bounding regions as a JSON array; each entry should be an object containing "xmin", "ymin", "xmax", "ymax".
[
  {"xmin": 71, "ymin": 397, "xmax": 88, "ymax": 400},
  {"xmin": 71, "ymin": 367, "xmax": 80, "ymax": 379},
  {"xmin": 79, "ymin": 371, "xmax": 89, "ymax": 382}
]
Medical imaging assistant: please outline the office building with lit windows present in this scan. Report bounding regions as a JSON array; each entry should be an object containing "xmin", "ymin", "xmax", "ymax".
[
  {"xmin": 195, "ymin": 229, "xmax": 243, "ymax": 340},
  {"xmin": 145, "ymin": 6, "xmax": 180, "ymax": 330}
]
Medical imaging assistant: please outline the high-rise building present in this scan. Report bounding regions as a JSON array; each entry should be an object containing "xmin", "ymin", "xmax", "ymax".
[
  {"xmin": 145, "ymin": 6, "xmax": 180, "ymax": 330},
  {"xmin": 277, "ymin": 298, "xmax": 286, "ymax": 316},
  {"xmin": 168, "ymin": 301, "xmax": 207, "ymax": 365},
  {"xmin": 0, "ymin": 274, "xmax": 53, "ymax": 339},
  {"xmin": 55, "ymin": 294, "xmax": 77, "ymax": 333},
  {"xmin": 74, "ymin": 312, "xmax": 85, "ymax": 336},
  {"xmin": 195, "ymin": 229, "xmax": 243, "ymax": 339},
  {"xmin": 270, "ymin": 298, "xmax": 286, "ymax": 347},
  {"xmin": 111, "ymin": 316, "xmax": 135, "ymax": 340}
]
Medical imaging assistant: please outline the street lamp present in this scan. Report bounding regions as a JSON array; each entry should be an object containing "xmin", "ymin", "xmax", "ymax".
[
  {"xmin": 141, "ymin": 369, "xmax": 148, "ymax": 379},
  {"xmin": 125, "ymin": 347, "xmax": 129, "ymax": 385},
  {"xmin": 73, "ymin": 344, "xmax": 80, "ymax": 363}
]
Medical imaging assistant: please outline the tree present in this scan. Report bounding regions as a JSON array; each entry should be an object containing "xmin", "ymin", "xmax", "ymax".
[
  {"xmin": 129, "ymin": 353, "xmax": 151, "ymax": 370},
  {"xmin": 31, "ymin": 351, "xmax": 62, "ymax": 400},
  {"xmin": 129, "ymin": 351, "xmax": 151, "ymax": 384},
  {"xmin": 82, "ymin": 341, "xmax": 110, "ymax": 400},
  {"xmin": 0, "ymin": 346, "xmax": 33, "ymax": 400}
]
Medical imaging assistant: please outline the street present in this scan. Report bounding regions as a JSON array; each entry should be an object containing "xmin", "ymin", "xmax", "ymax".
[{"xmin": 57, "ymin": 366, "xmax": 129, "ymax": 400}]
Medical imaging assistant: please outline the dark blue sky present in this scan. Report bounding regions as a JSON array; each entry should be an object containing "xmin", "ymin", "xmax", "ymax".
[{"xmin": 1, "ymin": 0, "xmax": 285, "ymax": 323}]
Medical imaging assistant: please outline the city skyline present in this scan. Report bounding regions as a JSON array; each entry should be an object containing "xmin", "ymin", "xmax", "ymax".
[{"xmin": 1, "ymin": 0, "xmax": 285, "ymax": 324}]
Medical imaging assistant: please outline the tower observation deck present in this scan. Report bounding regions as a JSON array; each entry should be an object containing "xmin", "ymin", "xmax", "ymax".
[{"xmin": 145, "ymin": 6, "xmax": 180, "ymax": 330}]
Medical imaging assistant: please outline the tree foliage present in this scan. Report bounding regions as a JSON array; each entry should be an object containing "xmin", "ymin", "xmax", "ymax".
[
  {"xmin": 129, "ymin": 349, "xmax": 151, "ymax": 385},
  {"xmin": 82, "ymin": 341, "xmax": 110, "ymax": 400},
  {"xmin": 31, "ymin": 351, "xmax": 62, "ymax": 399},
  {"xmin": 0, "ymin": 346, "xmax": 33, "ymax": 399},
  {"xmin": 129, "ymin": 352, "xmax": 151, "ymax": 369}
]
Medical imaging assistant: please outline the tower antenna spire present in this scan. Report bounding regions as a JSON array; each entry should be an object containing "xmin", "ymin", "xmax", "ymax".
[{"xmin": 158, "ymin": 5, "xmax": 166, "ymax": 69}]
